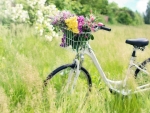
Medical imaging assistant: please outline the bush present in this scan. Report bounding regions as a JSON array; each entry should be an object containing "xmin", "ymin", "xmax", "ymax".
[
  {"xmin": 3, "ymin": 0, "xmax": 59, "ymax": 41},
  {"xmin": 116, "ymin": 7, "xmax": 144, "ymax": 25}
]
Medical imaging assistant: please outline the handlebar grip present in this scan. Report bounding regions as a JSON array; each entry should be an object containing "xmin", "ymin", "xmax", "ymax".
[{"xmin": 100, "ymin": 26, "xmax": 111, "ymax": 31}]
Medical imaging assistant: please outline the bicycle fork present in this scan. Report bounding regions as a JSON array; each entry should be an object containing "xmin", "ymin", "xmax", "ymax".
[{"xmin": 65, "ymin": 54, "xmax": 84, "ymax": 93}]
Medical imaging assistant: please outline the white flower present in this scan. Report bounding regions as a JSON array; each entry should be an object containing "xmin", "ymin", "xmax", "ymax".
[
  {"xmin": 39, "ymin": 29, "xmax": 43, "ymax": 36},
  {"xmin": 4, "ymin": 10, "xmax": 11, "ymax": 16},
  {"xmin": 50, "ymin": 5, "xmax": 56, "ymax": 9},
  {"xmin": 45, "ymin": 35, "xmax": 52, "ymax": 41},
  {"xmin": 51, "ymin": 31, "xmax": 58, "ymax": 38},
  {"xmin": 27, "ymin": 0, "xmax": 36, "ymax": 8},
  {"xmin": 52, "ymin": 33, "xmax": 58, "ymax": 38},
  {"xmin": 38, "ymin": 0, "xmax": 46, "ymax": 8},
  {"xmin": 36, "ymin": 10, "xmax": 43, "ymax": 17},
  {"xmin": 20, "ymin": 11, "xmax": 29, "ymax": 22},
  {"xmin": 11, "ymin": 7, "xmax": 17, "ymax": 14},
  {"xmin": 37, "ymin": 17, "xmax": 44, "ymax": 24},
  {"xmin": 16, "ymin": 4, "xmax": 23, "ymax": 10},
  {"xmin": 2, "ymin": 0, "xmax": 59, "ymax": 42},
  {"xmin": 5, "ymin": 0, "xmax": 13, "ymax": 8},
  {"xmin": 11, "ymin": 16, "xmax": 17, "ymax": 21},
  {"xmin": 48, "ymin": 26, "xmax": 54, "ymax": 31},
  {"xmin": 52, "ymin": 32, "xmax": 56, "ymax": 37},
  {"xmin": 44, "ymin": 20, "xmax": 50, "ymax": 27}
]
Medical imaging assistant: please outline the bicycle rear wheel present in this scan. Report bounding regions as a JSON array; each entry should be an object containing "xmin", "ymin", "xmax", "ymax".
[
  {"xmin": 44, "ymin": 64, "xmax": 92, "ymax": 95},
  {"xmin": 134, "ymin": 58, "xmax": 150, "ymax": 85}
]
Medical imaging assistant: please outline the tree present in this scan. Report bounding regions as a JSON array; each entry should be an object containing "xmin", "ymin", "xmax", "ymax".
[
  {"xmin": 79, "ymin": 0, "xmax": 108, "ymax": 15},
  {"xmin": 116, "ymin": 8, "xmax": 132, "ymax": 25},
  {"xmin": 144, "ymin": 0, "xmax": 150, "ymax": 24},
  {"xmin": 107, "ymin": 2, "xmax": 119, "ymax": 24}
]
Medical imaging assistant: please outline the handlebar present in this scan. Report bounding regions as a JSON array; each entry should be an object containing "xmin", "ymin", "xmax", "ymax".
[
  {"xmin": 100, "ymin": 26, "xmax": 111, "ymax": 31},
  {"xmin": 94, "ymin": 24, "xmax": 111, "ymax": 31}
]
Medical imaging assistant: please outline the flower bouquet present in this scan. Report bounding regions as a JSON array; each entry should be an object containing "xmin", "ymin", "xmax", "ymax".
[{"xmin": 51, "ymin": 10, "xmax": 99, "ymax": 51}]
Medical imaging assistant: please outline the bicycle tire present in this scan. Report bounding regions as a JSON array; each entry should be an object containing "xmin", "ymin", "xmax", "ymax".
[
  {"xmin": 44, "ymin": 63, "xmax": 92, "ymax": 94},
  {"xmin": 134, "ymin": 58, "xmax": 150, "ymax": 85}
]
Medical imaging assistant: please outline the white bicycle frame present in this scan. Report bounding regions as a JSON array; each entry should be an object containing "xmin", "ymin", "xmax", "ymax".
[{"xmin": 71, "ymin": 44, "xmax": 150, "ymax": 95}]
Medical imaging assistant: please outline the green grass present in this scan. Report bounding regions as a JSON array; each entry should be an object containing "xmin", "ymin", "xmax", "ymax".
[{"xmin": 0, "ymin": 24, "xmax": 150, "ymax": 113}]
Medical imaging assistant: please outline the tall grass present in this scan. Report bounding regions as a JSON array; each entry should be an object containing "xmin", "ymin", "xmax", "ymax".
[{"xmin": 0, "ymin": 24, "xmax": 150, "ymax": 113}]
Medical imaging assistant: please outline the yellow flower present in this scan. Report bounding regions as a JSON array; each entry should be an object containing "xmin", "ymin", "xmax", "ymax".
[{"xmin": 65, "ymin": 16, "xmax": 79, "ymax": 33}]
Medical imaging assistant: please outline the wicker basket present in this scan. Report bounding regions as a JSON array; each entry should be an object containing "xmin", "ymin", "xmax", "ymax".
[{"xmin": 62, "ymin": 28, "xmax": 93, "ymax": 51}]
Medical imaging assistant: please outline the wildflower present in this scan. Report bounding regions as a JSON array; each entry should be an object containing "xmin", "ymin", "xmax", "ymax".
[
  {"xmin": 45, "ymin": 35, "xmax": 52, "ymax": 41},
  {"xmin": 77, "ymin": 16, "xmax": 85, "ymax": 33},
  {"xmin": 36, "ymin": 10, "xmax": 43, "ymax": 17},
  {"xmin": 98, "ymin": 22, "xmax": 104, "ymax": 26},
  {"xmin": 65, "ymin": 16, "xmax": 79, "ymax": 33},
  {"xmin": 37, "ymin": 17, "xmax": 44, "ymax": 24},
  {"xmin": 38, "ymin": 0, "xmax": 46, "ymax": 8},
  {"xmin": 39, "ymin": 29, "xmax": 43, "ymax": 36}
]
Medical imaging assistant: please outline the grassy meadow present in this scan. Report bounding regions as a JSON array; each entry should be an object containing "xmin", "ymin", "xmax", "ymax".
[{"xmin": 0, "ymin": 24, "xmax": 150, "ymax": 113}]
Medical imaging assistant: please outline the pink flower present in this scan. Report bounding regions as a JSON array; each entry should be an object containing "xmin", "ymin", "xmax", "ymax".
[
  {"xmin": 98, "ymin": 22, "xmax": 104, "ymax": 26},
  {"xmin": 90, "ymin": 15, "xmax": 95, "ymax": 22}
]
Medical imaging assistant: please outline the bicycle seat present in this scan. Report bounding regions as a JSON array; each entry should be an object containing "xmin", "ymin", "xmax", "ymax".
[{"xmin": 125, "ymin": 38, "xmax": 149, "ymax": 47}]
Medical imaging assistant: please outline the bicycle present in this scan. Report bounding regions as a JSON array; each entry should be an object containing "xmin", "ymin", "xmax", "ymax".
[{"xmin": 44, "ymin": 25, "xmax": 150, "ymax": 96}]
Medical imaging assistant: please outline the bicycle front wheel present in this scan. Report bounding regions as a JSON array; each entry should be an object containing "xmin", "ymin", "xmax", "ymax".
[
  {"xmin": 44, "ymin": 64, "xmax": 92, "ymax": 95},
  {"xmin": 135, "ymin": 58, "xmax": 150, "ymax": 85}
]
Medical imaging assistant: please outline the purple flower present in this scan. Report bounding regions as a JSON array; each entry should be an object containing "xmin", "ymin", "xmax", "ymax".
[
  {"xmin": 50, "ymin": 10, "xmax": 99, "ymax": 48},
  {"xmin": 61, "ymin": 11, "xmax": 74, "ymax": 20},
  {"xmin": 77, "ymin": 16, "xmax": 85, "ymax": 33},
  {"xmin": 60, "ymin": 33, "xmax": 67, "ymax": 47},
  {"xmin": 50, "ymin": 10, "xmax": 74, "ymax": 28}
]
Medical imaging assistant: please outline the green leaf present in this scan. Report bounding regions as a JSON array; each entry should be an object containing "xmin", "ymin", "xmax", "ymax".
[{"xmin": 91, "ymin": 35, "xmax": 94, "ymax": 40}]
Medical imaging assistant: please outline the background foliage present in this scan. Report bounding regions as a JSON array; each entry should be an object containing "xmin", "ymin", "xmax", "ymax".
[
  {"xmin": 144, "ymin": 0, "xmax": 150, "ymax": 24},
  {"xmin": 47, "ymin": 0, "xmax": 145, "ymax": 25},
  {"xmin": 1, "ymin": 0, "xmax": 150, "ymax": 26}
]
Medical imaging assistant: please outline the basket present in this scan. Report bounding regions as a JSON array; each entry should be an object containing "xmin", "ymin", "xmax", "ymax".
[{"xmin": 61, "ymin": 28, "xmax": 93, "ymax": 51}]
